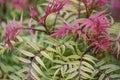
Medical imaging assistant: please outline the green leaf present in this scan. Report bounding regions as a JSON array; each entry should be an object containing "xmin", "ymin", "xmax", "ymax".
[
  {"xmin": 67, "ymin": 55, "xmax": 80, "ymax": 59},
  {"xmin": 53, "ymin": 60, "xmax": 65, "ymax": 64},
  {"xmin": 9, "ymin": 75, "xmax": 21, "ymax": 80},
  {"xmin": 50, "ymin": 65, "xmax": 61, "ymax": 69},
  {"xmin": 32, "ymin": 62, "xmax": 46, "ymax": 78},
  {"xmin": 82, "ymin": 61, "xmax": 94, "ymax": 70},
  {"xmin": 66, "ymin": 67, "xmax": 78, "ymax": 74},
  {"xmin": 75, "ymin": 44, "xmax": 82, "ymax": 55},
  {"xmin": 66, "ymin": 72, "xmax": 78, "ymax": 79},
  {"xmin": 80, "ymin": 71, "xmax": 92, "ymax": 79},
  {"xmin": 27, "ymin": 40, "xmax": 39, "ymax": 50},
  {"xmin": 96, "ymin": 60, "xmax": 106, "ymax": 67},
  {"xmin": 83, "ymin": 55, "xmax": 96, "ymax": 64},
  {"xmin": 35, "ymin": 56, "xmax": 47, "ymax": 70},
  {"xmin": 105, "ymin": 67, "xmax": 120, "ymax": 74},
  {"xmin": 18, "ymin": 67, "xmax": 29, "ymax": 73},
  {"xmin": 81, "ymin": 66, "xmax": 93, "ymax": 73},
  {"xmin": 100, "ymin": 64, "xmax": 120, "ymax": 70},
  {"xmin": 53, "ymin": 68, "xmax": 60, "ymax": 80},
  {"xmin": 46, "ymin": 47, "xmax": 56, "ymax": 52},
  {"xmin": 98, "ymin": 74, "xmax": 105, "ymax": 80},
  {"xmin": 110, "ymin": 74, "xmax": 120, "ymax": 78},
  {"xmin": 30, "ymin": 70, "xmax": 41, "ymax": 80},
  {"xmin": 65, "ymin": 43, "xmax": 74, "ymax": 50},
  {"xmin": 61, "ymin": 45, "xmax": 65, "ymax": 54},
  {"xmin": 18, "ymin": 49, "xmax": 34, "ymax": 57},
  {"xmin": 41, "ymin": 51, "xmax": 53, "ymax": 61},
  {"xmin": 15, "ymin": 56, "xmax": 31, "ymax": 63},
  {"xmin": 66, "ymin": 61, "xmax": 79, "ymax": 65}
]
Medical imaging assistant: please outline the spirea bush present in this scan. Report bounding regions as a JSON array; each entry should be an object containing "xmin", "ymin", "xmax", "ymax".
[{"xmin": 0, "ymin": 0, "xmax": 120, "ymax": 80}]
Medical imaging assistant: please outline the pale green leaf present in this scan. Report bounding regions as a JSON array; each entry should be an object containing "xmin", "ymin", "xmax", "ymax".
[
  {"xmin": 46, "ymin": 47, "xmax": 56, "ymax": 52},
  {"xmin": 105, "ymin": 67, "xmax": 120, "ymax": 74},
  {"xmin": 98, "ymin": 74, "xmax": 105, "ymax": 80},
  {"xmin": 67, "ymin": 55, "xmax": 80, "ymax": 59},
  {"xmin": 80, "ymin": 71, "xmax": 92, "ymax": 79},
  {"xmin": 53, "ymin": 69, "xmax": 60, "ymax": 80},
  {"xmin": 32, "ymin": 62, "xmax": 46, "ymax": 78},
  {"xmin": 9, "ymin": 75, "xmax": 21, "ymax": 80},
  {"xmin": 96, "ymin": 60, "xmax": 106, "ymax": 67},
  {"xmin": 27, "ymin": 40, "xmax": 39, "ymax": 50},
  {"xmin": 35, "ymin": 56, "xmax": 47, "ymax": 70},
  {"xmin": 41, "ymin": 51, "xmax": 53, "ymax": 61},
  {"xmin": 82, "ymin": 61, "xmax": 94, "ymax": 70},
  {"xmin": 31, "ymin": 70, "xmax": 41, "ymax": 80},
  {"xmin": 110, "ymin": 74, "xmax": 120, "ymax": 78},
  {"xmin": 15, "ymin": 56, "xmax": 31, "ymax": 63},
  {"xmin": 66, "ymin": 72, "xmax": 78, "ymax": 79},
  {"xmin": 66, "ymin": 67, "xmax": 78, "ymax": 74},
  {"xmin": 18, "ymin": 49, "xmax": 34, "ymax": 57},
  {"xmin": 81, "ymin": 66, "xmax": 93, "ymax": 73}
]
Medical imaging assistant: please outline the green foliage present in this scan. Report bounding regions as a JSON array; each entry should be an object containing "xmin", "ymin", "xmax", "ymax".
[{"xmin": 0, "ymin": 0, "xmax": 120, "ymax": 80}]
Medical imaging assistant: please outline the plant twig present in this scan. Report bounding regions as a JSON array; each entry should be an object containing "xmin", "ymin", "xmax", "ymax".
[{"xmin": 78, "ymin": 45, "xmax": 94, "ymax": 80}]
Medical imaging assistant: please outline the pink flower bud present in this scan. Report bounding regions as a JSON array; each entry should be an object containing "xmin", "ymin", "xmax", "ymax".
[{"xmin": 29, "ymin": 7, "xmax": 38, "ymax": 19}]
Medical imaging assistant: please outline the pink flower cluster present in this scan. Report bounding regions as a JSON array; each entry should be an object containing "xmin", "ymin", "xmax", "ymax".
[
  {"xmin": 78, "ymin": 11, "xmax": 109, "ymax": 35},
  {"xmin": 3, "ymin": 15, "xmax": 23, "ymax": 49},
  {"xmin": 110, "ymin": 0, "xmax": 120, "ymax": 19},
  {"xmin": 52, "ymin": 11, "xmax": 111, "ymax": 50},
  {"xmin": 38, "ymin": 0, "xmax": 69, "ymax": 25},
  {"xmin": 11, "ymin": 0, "xmax": 28, "ymax": 9},
  {"xmin": 29, "ymin": 7, "xmax": 38, "ymax": 19},
  {"xmin": 0, "ymin": 0, "xmax": 28, "ymax": 9},
  {"xmin": 83, "ymin": 0, "xmax": 108, "ymax": 7},
  {"xmin": 90, "ymin": 36, "xmax": 111, "ymax": 50},
  {"xmin": 0, "ymin": 0, "xmax": 4, "ymax": 3},
  {"xmin": 52, "ymin": 22, "xmax": 81, "ymax": 37}
]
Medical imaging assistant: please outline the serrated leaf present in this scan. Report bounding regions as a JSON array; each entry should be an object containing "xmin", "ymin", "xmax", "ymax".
[
  {"xmin": 56, "ymin": 47, "xmax": 61, "ymax": 54},
  {"xmin": 67, "ymin": 55, "xmax": 80, "ymax": 59},
  {"xmin": 80, "ymin": 71, "xmax": 92, "ymax": 79},
  {"xmin": 65, "ymin": 43, "xmax": 74, "ymax": 50},
  {"xmin": 66, "ymin": 72, "xmax": 78, "ymax": 79},
  {"xmin": 61, "ymin": 45, "xmax": 65, "ymax": 54},
  {"xmin": 105, "ymin": 67, "xmax": 120, "ymax": 74},
  {"xmin": 50, "ymin": 65, "xmax": 61, "ymax": 69},
  {"xmin": 100, "ymin": 64, "xmax": 120, "ymax": 70},
  {"xmin": 82, "ymin": 61, "xmax": 94, "ymax": 70},
  {"xmin": 27, "ymin": 40, "xmax": 39, "ymax": 50},
  {"xmin": 110, "ymin": 74, "xmax": 120, "ymax": 78},
  {"xmin": 76, "ymin": 44, "xmax": 82, "ymax": 56},
  {"xmin": 35, "ymin": 56, "xmax": 47, "ymax": 70},
  {"xmin": 53, "ymin": 60, "xmax": 65, "ymax": 64},
  {"xmin": 15, "ymin": 72, "xmax": 25, "ymax": 79},
  {"xmin": 53, "ymin": 69, "xmax": 60, "ymax": 80},
  {"xmin": 66, "ymin": 67, "xmax": 78, "ymax": 74},
  {"xmin": 84, "ymin": 55, "xmax": 97, "ymax": 60},
  {"xmin": 18, "ymin": 67, "xmax": 29, "ymax": 73},
  {"xmin": 46, "ymin": 47, "xmax": 56, "ymax": 52},
  {"xmin": 32, "ymin": 62, "xmax": 46, "ymax": 78},
  {"xmin": 9, "ymin": 75, "xmax": 21, "ymax": 80},
  {"xmin": 61, "ymin": 67, "xmax": 64, "ymax": 77},
  {"xmin": 18, "ymin": 49, "xmax": 34, "ymax": 57},
  {"xmin": 91, "ymin": 69, "xmax": 99, "ymax": 79},
  {"xmin": 66, "ymin": 61, "xmax": 79, "ymax": 65},
  {"xmin": 81, "ymin": 66, "xmax": 93, "ymax": 73},
  {"xmin": 96, "ymin": 60, "xmax": 106, "ymax": 67},
  {"xmin": 41, "ymin": 51, "xmax": 53, "ymax": 61},
  {"xmin": 105, "ymin": 77, "xmax": 110, "ymax": 80},
  {"xmin": 30, "ymin": 70, "xmax": 41, "ymax": 80},
  {"xmin": 98, "ymin": 74, "xmax": 105, "ymax": 80},
  {"xmin": 83, "ymin": 56, "xmax": 96, "ymax": 64},
  {"xmin": 16, "ymin": 56, "xmax": 31, "ymax": 63}
]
